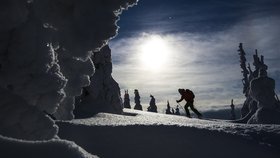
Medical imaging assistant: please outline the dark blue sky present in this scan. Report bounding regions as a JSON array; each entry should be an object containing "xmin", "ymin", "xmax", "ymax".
[
  {"xmin": 116, "ymin": 0, "xmax": 280, "ymax": 38},
  {"xmin": 110, "ymin": 0, "xmax": 280, "ymax": 112}
]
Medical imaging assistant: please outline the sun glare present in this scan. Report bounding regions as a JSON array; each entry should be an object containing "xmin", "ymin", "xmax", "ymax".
[{"xmin": 139, "ymin": 35, "xmax": 170, "ymax": 71}]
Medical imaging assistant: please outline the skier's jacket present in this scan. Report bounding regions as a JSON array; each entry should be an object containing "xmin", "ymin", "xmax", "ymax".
[{"xmin": 181, "ymin": 89, "xmax": 195, "ymax": 102}]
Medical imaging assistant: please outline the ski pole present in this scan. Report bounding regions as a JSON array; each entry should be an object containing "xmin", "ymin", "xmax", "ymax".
[{"xmin": 177, "ymin": 103, "xmax": 184, "ymax": 110}]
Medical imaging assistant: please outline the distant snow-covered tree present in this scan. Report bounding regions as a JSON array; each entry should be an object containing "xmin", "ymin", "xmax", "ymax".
[
  {"xmin": 124, "ymin": 90, "xmax": 131, "ymax": 109},
  {"xmin": 147, "ymin": 95, "xmax": 158, "ymax": 113},
  {"xmin": 134, "ymin": 89, "xmax": 143, "ymax": 110},
  {"xmin": 230, "ymin": 99, "xmax": 236, "ymax": 120},
  {"xmin": 165, "ymin": 101, "xmax": 172, "ymax": 114}
]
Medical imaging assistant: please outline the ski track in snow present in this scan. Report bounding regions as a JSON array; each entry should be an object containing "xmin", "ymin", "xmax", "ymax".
[{"xmin": 57, "ymin": 109, "xmax": 280, "ymax": 158}]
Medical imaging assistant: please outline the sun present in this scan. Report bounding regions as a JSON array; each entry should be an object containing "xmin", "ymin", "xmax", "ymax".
[{"xmin": 139, "ymin": 35, "xmax": 170, "ymax": 71}]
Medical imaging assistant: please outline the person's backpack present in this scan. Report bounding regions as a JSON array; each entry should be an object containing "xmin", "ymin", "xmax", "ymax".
[{"xmin": 185, "ymin": 89, "xmax": 195, "ymax": 100}]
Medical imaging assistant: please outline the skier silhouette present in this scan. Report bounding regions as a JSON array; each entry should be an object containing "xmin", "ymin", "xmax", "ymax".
[{"xmin": 176, "ymin": 88, "xmax": 202, "ymax": 118}]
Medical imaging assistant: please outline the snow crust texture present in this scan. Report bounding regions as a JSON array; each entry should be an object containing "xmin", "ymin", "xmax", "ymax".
[
  {"xmin": 58, "ymin": 109, "xmax": 280, "ymax": 158},
  {"xmin": 0, "ymin": 135, "xmax": 97, "ymax": 158}
]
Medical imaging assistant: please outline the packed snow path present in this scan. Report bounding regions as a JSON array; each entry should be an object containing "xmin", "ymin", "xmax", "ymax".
[{"xmin": 57, "ymin": 109, "xmax": 280, "ymax": 158}]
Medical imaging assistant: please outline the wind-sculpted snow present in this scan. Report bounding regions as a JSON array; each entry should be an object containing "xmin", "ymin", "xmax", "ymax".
[
  {"xmin": 0, "ymin": 135, "xmax": 97, "ymax": 158},
  {"xmin": 237, "ymin": 44, "xmax": 280, "ymax": 124},
  {"xmin": 33, "ymin": 0, "xmax": 139, "ymax": 59},
  {"xmin": 0, "ymin": 0, "xmax": 137, "ymax": 141},
  {"xmin": 58, "ymin": 109, "xmax": 280, "ymax": 158},
  {"xmin": 0, "ymin": 0, "xmax": 28, "ymax": 31},
  {"xmin": 30, "ymin": 0, "xmax": 137, "ymax": 119},
  {"xmin": 32, "ymin": 0, "xmax": 138, "ymax": 119},
  {"xmin": 74, "ymin": 46, "xmax": 123, "ymax": 118},
  {"xmin": 53, "ymin": 50, "xmax": 94, "ymax": 120},
  {"xmin": 0, "ymin": 3, "xmax": 67, "ymax": 114}
]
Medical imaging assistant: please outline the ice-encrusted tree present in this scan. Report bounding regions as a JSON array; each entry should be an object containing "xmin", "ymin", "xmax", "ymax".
[
  {"xmin": 236, "ymin": 43, "xmax": 280, "ymax": 124},
  {"xmin": 0, "ymin": 0, "xmax": 138, "ymax": 140},
  {"xmin": 230, "ymin": 99, "xmax": 236, "ymax": 120},
  {"xmin": 165, "ymin": 101, "xmax": 172, "ymax": 114},
  {"xmin": 147, "ymin": 95, "xmax": 157, "ymax": 113},
  {"xmin": 74, "ymin": 45, "xmax": 123, "ymax": 117},
  {"xmin": 134, "ymin": 89, "xmax": 143, "ymax": 110},
  {"xmin": 123, "ymin": 90, "xmax": 131, "ymax": 109}
]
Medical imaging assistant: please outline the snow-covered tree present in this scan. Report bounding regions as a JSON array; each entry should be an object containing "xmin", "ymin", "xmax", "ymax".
[
  {"xmin": 147, "ymin": 95, "xmax": 157, "ymax": 113},
  {"xmin": 236, "ymin": 43, "xmax": 280, "ymax": 124},
  {"xmin": 230, "ymin": 99, "xmax": 236, "ymax": 120},
  {"xmin": 124, "ymin": 90, "xmax": 131, "ymax": 109},
  {"xmin": 74, "ymin": 45, "xmax": 123, "ymax": 117},
  {"xmin": 134, "ymin": 89, "xmax": 143, "ymax": 110},
  {"xmin": 165, "ymin": 101, "xmax": 172, "ymax": 114},
  {"xmin": 0, "ymin": 0, "xmax": 138, "ymax": 140}
]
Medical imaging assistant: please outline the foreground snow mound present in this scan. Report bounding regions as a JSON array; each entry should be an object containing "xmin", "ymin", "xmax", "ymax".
[
  {"xmin": 57, "ymin": 109, "xmax": 280, "ymax": 158},
  {"xmin": 0, "ymin": 135, "xmax": 97, "ymax": 158},
  {"xmin": 0, "ymin": 87, "xmax": 58, "ymax": 140}
]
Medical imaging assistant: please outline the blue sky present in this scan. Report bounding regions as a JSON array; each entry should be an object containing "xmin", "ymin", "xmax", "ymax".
[{"xmin": 109, "ymin": 0, "xmax": 280, "ymax": 113}]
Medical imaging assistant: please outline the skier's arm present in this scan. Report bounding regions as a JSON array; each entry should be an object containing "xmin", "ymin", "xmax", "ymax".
[{"xmin": 176, "ymin": 96, "xmax": 183, "ymax": 103}]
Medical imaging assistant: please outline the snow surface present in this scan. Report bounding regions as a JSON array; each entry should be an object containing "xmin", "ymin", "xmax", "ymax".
[
  {"xmin": 0, "ymin": 135, "xmax": 97, "ymax": 158},
  {"xmin": 57, "ymin": 108, "xmax": 280, "ymax": 158},
  {"xmin": 0, "ymin": 87, "xmax": 58, "ymax": 140}
]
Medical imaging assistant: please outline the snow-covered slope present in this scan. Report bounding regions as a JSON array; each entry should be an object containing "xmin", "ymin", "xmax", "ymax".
[
  {"xmin": 0, "ymin": 135, "xmax": 97, "ymax": 158},
  {"xmin": 57, "ymin": 108, "xmax": 280, "ymax": 158}
]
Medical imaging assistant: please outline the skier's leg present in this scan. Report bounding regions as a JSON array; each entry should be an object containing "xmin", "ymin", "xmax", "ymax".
[
  {"xmin": 184, "ymin": 104, "xmax": 191, "ymax": 118},
  {"xmin": 190, "ymin": 103, "xmax": 202, "ymax": 118}
]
